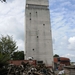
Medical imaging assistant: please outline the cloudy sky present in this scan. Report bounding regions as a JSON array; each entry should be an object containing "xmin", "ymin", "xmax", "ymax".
[{"xmin": 0, "ymin": 0, "xmax": 75, "ymax": 62}]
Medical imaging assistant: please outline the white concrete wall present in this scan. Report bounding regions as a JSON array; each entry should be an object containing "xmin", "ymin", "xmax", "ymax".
[
  {"xmin": 25, "ymin": 0, "xmax": 53, "ymax": 66},
  {"xmin": 26, "ymin": 0, "xmax": 49, "ymax": 6}
]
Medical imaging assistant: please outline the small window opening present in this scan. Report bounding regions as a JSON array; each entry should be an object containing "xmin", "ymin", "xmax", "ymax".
[
  {"xmin": 43, "ymin": 24, "xmax": 45, "ymax": 26},
  {"xmin": 30, "ymin": 18, "xmax": 31, "ymax": 20},
  {"xmin": 37, "ymin": 36, "xmax": 39, "ymax": 38},
  {"xmin": 32, "ymin": 49, "xmax": 34, "ymax": 51},
  {"xmin": 36, "ymin": 11, "xmax": 37, "ymax": 13}
]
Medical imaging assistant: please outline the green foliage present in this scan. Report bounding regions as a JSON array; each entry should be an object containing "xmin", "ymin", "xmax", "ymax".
[
  {"xmin": 0, "ymin": 35, "xmax": 18, "ymax": 68},
  {"xmin": 0, "ymin": 53, "xmax": 9, "ymax": 68},
  {"xmin": 11, "ymin": 51, "xmax": 24, "ymax": 60},
  {"xmin": 54, "ymin": 54, "xmax": 59, "ymax": 57},
  {"xmin": 0, "ymin": 35, "xmax": 18, "ymax": 55}
]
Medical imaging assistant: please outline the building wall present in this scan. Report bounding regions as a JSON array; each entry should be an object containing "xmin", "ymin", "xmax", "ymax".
[
  {"xmin": 9, "ymin": 60, "xmax": 36, "ymax": 66},
  {"xmin": 54, "ymin": 57, "xmax": 70, "ymax": 70},
  {"xmin": 26, "ymin": 0, "xmax": 49, "ymax": 6},
  {"xmin": 25, "ymin": 0, "xmax": 53, "ymax": 66},
  {"xmin": 54, "ymin": 57, "xmax": 70, "ymax": 66}
]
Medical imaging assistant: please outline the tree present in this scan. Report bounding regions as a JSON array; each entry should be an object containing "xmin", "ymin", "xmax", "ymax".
[
  {"xmin": 0, "ymin": 53, "xmax": 9, "ymax": 75},
  {"xmin": 0, "ymin": 35, "xmax": 18, "ymax": 56},
  {"xmin": 0, "ymin": 53, "xmax": 9, "ymax": 67},
  {"xmin": 11, "ymin": 51, "xmax": 24, "ymax": 60},
  {"xmin": 54, "ymin": 54, "xmax": 59, "ymax": 57},
  {"xmin": 0, "ymin": 0, "xmax": 6, "ymax": 2},
  {"xmin": 0, "ymin": 35, "xmax": 18, "ymax": 73},
  {"xmin": 3, "ymin": 0, "xmax": 6, "ymax": 2}
]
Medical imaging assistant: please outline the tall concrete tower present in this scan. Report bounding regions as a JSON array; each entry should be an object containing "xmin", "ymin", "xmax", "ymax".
[{"xmin": 25, "ymin": 0, "xmax": 53, "ymax": 66}]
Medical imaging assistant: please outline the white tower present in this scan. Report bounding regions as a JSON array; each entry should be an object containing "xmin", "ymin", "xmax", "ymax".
[{"xmin": 25, "ymin": 0, "xmax": 53, "ymax": 66}]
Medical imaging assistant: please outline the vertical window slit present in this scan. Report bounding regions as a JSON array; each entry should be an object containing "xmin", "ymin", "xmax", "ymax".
[
  {"xmin": 43, "ymin": 24, "xmax": 45, "ymax": 26},
  {"xmin": 37, "ymin": 36, "xmax": 39, "ymax": 38}
]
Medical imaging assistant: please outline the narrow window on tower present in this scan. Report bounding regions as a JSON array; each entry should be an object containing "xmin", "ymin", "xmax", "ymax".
[
  {"xmin": 36, "ymin": 11, "xmax": 37, "ymax": 14},
  {"xmin": 30, "ymin": 13, "xmax": 31, "ymax": 16},
  {"xmin": 36, "ymin": 11, "xmax": 37, "ymax": 16},
  {"xmin": 32, "ymin": 49, "xmax": 34, "ymax": 51},
  {"xmin": 30, "ymin": 18, "xmax": 31, "ymax": 20},
  {"xmin": 43, "ymin": 24, "xmax": 45, "ymax": 26},
  {"xmin": 37, "ymin": 36, "xmax": 39, "ymax": 38},
  {"xmin": 29, "ymin": 13, "xmax": 31, "ymax": 20}
]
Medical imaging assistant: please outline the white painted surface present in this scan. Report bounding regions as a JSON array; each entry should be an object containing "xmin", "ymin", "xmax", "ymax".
[{"xmin": 25, "ymin": 0, "xmax": 53, "ymax": 66}]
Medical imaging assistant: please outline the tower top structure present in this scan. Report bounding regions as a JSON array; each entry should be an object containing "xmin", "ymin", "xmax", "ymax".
[
  {"xmin": 25, "ymin": 0, "xmax": 53, "ymax": 66},
  {"xmin": 26, "ymin": 0, "xmax": 49, "ymax": 6}
]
